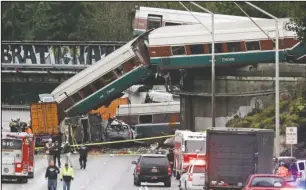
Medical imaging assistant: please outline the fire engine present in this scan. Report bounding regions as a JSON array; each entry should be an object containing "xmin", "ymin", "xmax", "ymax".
[
  {"xmin": 1, "ymin": 132, "xmax": 35, "ymax": 182},
  {"xmin": 174, "ymin": 130, "xmax": 206, "ymax": 180}
]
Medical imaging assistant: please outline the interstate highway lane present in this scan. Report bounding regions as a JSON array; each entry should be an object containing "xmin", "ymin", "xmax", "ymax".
[{"xmin": 2, "ymin": 155, "xmax": 180, "ymax": 190}]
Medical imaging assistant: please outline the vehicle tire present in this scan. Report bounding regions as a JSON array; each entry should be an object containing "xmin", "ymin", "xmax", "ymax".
[
  {"xmin": 18, "ymin": 177, "xmax": 28, "ymax": 183},
  {"xmin": 176, "ymin": 172, "xmax": 181, "ymax": 180},
  {"xmin": 28, "ymin": 172, "xmax": 34, "ymax": 178},
  {"xmin": 23, "ymin": 178, "xmax": 28, "ymax": 183},
  {"xmin": 164, "ymin": 178, "xmax": 171, "ymax": 187},
  {"xmin": 134, "ymin": 177, "xmax": 141, "ymax": 186}
]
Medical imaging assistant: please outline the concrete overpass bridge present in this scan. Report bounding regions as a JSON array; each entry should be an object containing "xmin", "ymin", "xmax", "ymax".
[{"xmin": 1, "ymin": 41, "xmax": 126, "ymax": 83}]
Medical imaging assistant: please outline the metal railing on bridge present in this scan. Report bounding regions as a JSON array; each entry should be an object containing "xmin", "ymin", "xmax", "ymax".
[{"xmin": 1, "ymin": 41, "xmax": 126, "ymax": 73}]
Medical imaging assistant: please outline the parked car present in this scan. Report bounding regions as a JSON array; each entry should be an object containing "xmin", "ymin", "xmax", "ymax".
[
  {"xmin": 243, "ymin": 174, "xmax": 296, "ymax": 190},
  {"xmin": 105, "ymin": 120, "xmax": 134, "ymax": 141},
  {"xmin": 179, "ymin": 159, "xmax": 206, "ymax": 190},
  {"xmin": 132, "ymin": 154, "xmax": 172, "ymax": 187},
  {"xmin": 296, "ymin": 159, "xmax": 306, "ymax": 187}
]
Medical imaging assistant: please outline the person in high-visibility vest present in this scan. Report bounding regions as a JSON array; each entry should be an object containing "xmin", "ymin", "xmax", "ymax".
[
  {"xmin": 277, "ymin": 162, "xmax": 289, "ymax": 177},
  {"xmin": 60, "ymin": 163, "xmax": 74, "ymax": 190}
]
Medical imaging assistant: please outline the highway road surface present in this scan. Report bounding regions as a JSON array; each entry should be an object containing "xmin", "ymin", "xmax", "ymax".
[
  {"xmin": 1, "ymin": 110, "xmax": 180, "ymax": 190},
  {"xmin": 2, "ymin": 154, "xmax": 180, "ymax": 190}
]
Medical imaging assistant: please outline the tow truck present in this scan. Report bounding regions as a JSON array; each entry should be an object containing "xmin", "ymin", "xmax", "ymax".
[
  {"xmin": 173, "ymin": 130, "xmax": 206, "ymax": 180},
  {"xmin": 1, "ymin": 132, "xmax": 35, "ymax": 182}
]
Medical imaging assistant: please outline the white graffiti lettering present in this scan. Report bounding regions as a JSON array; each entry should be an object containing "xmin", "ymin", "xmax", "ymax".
[{"xmin": 1, "ymin": 43, "xmax": 123, "ymax": 65}]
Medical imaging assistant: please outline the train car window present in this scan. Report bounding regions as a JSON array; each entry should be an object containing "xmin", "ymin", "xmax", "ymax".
[
  {"xmin": 246, "ymin": 41, "xmax": 260, "ymax": 51},
  {"xmin": 147, "ymin": 15, "xmax": 162, "ymax": 30},
  {"xmin": 71, "ymin": 92, "xmax": 82, "ymax": 102},
  {"xmin": 82, "ymin": 86, "xmax": 93, "ymax": 98},
  {"xmin": 227, "ymin": 42, "xmax": 242, "ymax": 52},
  {"xmin": 122, "ymin": 59, "xmax": 138, "ymax": 72},
  {"xmin": 165, "ymin": 22, "xmax": 181, "ymax": 26},
  {"xmin": 171, "ymin": 46, "xmax": 186, "ymax": 55},
  {"xmin": 208, "ymin": 43, "xmax": 224, "ymax": 53},
  {"xmin": 101, "ymin": 72, "xmax": 116, "ymax": 85},
  {"xmin": 190, "ymin": 44, "xmax": 204, "ymax": 55},
  {"xmin": 92, "ymin": 78, "xmax": 104, "ymax": 89},
  {"xmin": 114, "ymin": 65, "xmax": 124, "ymax": 76},
  {"xmin": 139, "ymin": 115, "xmax": 153, "ymax": 124},
  {"xmin": 148, "ymin": 21, "xmax": 162, "ymax": 30}
]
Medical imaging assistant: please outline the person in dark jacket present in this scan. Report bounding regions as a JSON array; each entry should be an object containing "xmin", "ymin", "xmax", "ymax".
[
  {"xmin": 45, "ymin": 160, "xmax": 60, "ymax": 190},
  {"xmin": 52, "ymin": 141, "xmax": 61, "ymax": 168},
  {"xmin": 167, "ymin": 149, "xmax": 174, "ymax": 176},
  {"xmin": 63, "ymin": 141, "xmax": 73, "ymax": 167},
  {"xmin": 79, "ymin": 144, "xmax": 88, "ymax": 169}
]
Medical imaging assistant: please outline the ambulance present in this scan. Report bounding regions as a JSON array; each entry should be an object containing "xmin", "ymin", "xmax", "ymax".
[
  {"xmin": 1, "ymin": 132, "xmax": 35, "ymax": 182},
  {"xmin": 173, "ymin": 130, "xmax": 206, "ymax": 180}
]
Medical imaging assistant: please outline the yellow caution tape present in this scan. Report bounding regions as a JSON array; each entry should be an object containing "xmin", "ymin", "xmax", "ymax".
[
  {"xmin": 34, "ymin": 130, "xmax": 207, "ymax": 150},
  {"xmin": 34, "ymin": 134, "xmax": 174, "ymax": 150}
]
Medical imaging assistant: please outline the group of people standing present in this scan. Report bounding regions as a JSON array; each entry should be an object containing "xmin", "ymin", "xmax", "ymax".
[{"xmin": 44, "ymin": 139, "xmax": 89, "ymax": 190}]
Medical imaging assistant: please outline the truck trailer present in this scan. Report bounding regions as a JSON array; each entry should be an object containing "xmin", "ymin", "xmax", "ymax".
[{"xmin": 205, "ymin": 127, "xmax": 274, "ymax": 190}]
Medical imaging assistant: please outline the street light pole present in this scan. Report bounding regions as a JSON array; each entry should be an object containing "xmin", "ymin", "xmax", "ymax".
[
  {"xmin": 244, "ymin": 2, "xmax": 280, "ymax": 157},
  {"xmin": 190, "ymin": 2, "xmax": 216, "ymax": 127}
]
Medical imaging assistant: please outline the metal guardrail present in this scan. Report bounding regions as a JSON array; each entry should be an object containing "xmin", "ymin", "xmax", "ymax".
[
  {"xmin": 1, "ymin": 64, "xmax": 89, "ymax": 69},
  {"xmin": 1, "ymin": 40, "xmax": 127, "ymax": 46},
  {"xmin": 2, "ymin": 105, "xmax": 30, "ymax": 111}
]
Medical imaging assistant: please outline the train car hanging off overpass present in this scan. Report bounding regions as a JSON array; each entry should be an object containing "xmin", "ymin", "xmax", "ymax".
[
  {"xmin": 147, "ymin": 18, "xmax": 306, "ymax": 70},
  {"xmin": 51, "ymin": 30, "xmax": 153, "ymax": 118}
]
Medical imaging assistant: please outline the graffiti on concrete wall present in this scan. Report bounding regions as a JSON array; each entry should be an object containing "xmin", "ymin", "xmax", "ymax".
[{"xmin": 1, "ymin": 42, "xmax": 124, "ymax": 65}]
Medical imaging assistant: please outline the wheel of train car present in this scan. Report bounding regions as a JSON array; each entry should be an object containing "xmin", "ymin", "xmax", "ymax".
[{"xmin": 28, "ymin": 172, "xmax": 34, "ymax": 178}]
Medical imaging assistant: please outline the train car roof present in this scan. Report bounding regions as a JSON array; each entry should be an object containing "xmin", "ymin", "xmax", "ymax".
[
  {"xmin": 148, "ymin": 18, "xmax": 295, "ymax": 46},
  {"xmin": 137, "ymin": 6, "xmax": 269, "ymax": 24}
]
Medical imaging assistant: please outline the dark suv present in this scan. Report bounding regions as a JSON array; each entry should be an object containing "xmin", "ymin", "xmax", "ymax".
[{"xmin": 132, "ymin": 154, "xmax": 172, "ymax": 187}]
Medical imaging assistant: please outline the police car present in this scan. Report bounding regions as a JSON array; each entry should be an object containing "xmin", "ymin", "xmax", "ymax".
[{"xmin": 178, "ymin": 159, "xmax": 205, "ymax": 190}]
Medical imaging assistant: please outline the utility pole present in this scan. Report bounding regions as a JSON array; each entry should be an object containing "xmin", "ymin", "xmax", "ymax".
[
  {"xmin": 244, "ymin": 2, "xmax": 280, "ymax": 157},
  {"xmin": 189, "ymin": 2, "xmax": 216, "ymax": 127}
]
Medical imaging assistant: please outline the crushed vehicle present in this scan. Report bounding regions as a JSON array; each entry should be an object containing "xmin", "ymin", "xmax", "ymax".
[{"xmin": 105, "ymin": 119, "xmax": 135, "ymax": 141}]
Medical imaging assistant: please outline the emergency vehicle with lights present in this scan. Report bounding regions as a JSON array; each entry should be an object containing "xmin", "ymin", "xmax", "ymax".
[
  {"xmin": 179, "ymin": 159, "xmax": 206, "ymax": 190},
  {"xmin": 174, "ymin": 130, "xmax": 206, "ymax": 180},
  {"xmin": 1, "ymin": 132, "xmax": 35, "ymax": 182}
]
